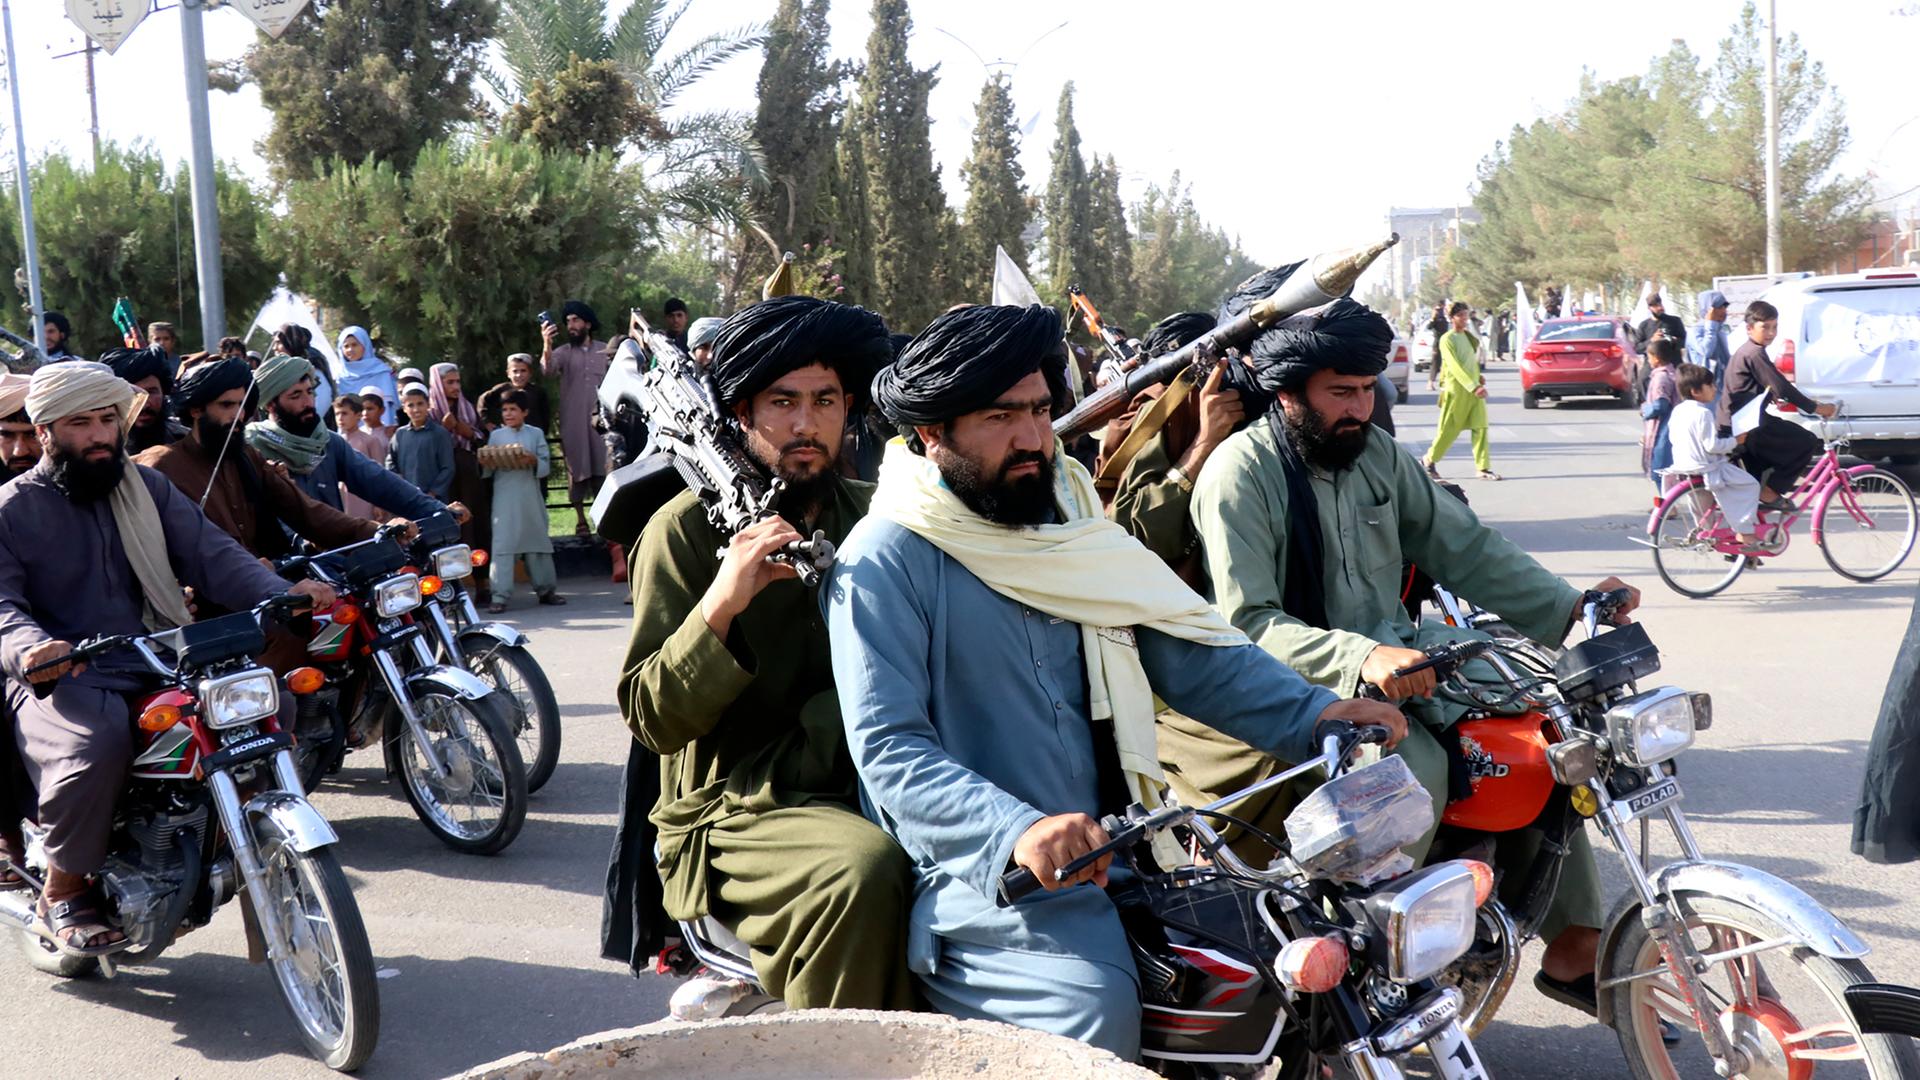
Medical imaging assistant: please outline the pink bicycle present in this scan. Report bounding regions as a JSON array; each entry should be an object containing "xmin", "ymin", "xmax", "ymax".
[{"xmin": 1645, "ymin": 419, "xmax": 1918, "ymax": 598}]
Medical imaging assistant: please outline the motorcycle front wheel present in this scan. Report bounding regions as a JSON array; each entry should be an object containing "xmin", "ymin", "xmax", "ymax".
[
  {"xmin": 1603, "ymin": 893, "xmax": 1919, "ymax": 1080},
  {"xmin": 461, "ymin": 638, "xmax": 561, "ymax": 794},
  {"xmin": 252, "ymin": 818, "xmax": 380, "ymax": 1072},
  {"xmin": 394, "ymin": 689, "xmax": 528, "ymax": 855}
]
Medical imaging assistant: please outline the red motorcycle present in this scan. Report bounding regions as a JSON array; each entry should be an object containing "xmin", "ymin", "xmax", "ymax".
[{"xmin": 1, "ymin": 596, "xmax": 380, "ymax": 1071}]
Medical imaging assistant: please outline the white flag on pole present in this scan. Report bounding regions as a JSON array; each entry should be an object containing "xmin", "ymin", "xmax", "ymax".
[{"xmin": 1515, "ymin": 282, "xmax": 1536, "ymax": 349}]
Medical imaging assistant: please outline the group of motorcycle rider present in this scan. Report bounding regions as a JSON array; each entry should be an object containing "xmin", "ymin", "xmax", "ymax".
[{"xmin": 0, "ymin": 269, "xmax": 1641, "ymax": 1064}]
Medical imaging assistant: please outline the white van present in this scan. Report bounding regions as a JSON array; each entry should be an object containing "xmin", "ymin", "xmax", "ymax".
[{"xmin": 1758, "ymin": 269, "xmax": 1920, "ymax": 463}]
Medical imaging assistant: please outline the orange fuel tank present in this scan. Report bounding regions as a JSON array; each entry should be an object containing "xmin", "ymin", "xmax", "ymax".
[{"xmin": 1440, "ymin": 713, "xmax": 1556, "ymax": 833}]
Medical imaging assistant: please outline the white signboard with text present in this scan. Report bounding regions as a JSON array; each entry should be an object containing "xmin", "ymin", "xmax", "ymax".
[
  {"xmin": 231, "ymin": 0, "xmax": 314, "ymax": 39},
  {"xmin": 64, "ymin": 0, "xmax": 149, "ymax": 55}
]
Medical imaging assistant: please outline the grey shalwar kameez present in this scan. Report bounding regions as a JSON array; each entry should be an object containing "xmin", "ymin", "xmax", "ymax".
[{"xmin": 0, "ymin": 462, "xmax": 289, "ymax": 874}]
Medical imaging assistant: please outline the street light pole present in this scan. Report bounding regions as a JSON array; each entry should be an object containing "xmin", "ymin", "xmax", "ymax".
[
  {"xmin": 2, "ymin": 0, "xmax": 45, "ymax": 351},
  {"xmin": 179, "ymin": 0, "xmax": 225, "ymax": 341},
  {"xmin": 1765, "ymin": 0, "xmax": 1782, "ymax": 275}
]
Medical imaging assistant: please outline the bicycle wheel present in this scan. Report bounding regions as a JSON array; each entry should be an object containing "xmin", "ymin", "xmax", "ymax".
[
  {"xmin": 1817, "ymin": 468, "xmax": 1919, "ymax": 582},
  {"xmin": 1651, "ymin": 486, "xmax": 1746, "ymax": 598}
]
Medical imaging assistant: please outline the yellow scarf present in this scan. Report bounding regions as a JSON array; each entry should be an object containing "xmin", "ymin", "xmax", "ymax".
[{"xmin": 870, "ymin": 438, "xmax": 1246, "ymax": 864}]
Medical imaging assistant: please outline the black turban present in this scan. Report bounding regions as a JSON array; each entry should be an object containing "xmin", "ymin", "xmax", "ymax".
[
  {"xmin": 562, "ymin": 299, "xmax": 599, "ymax": 331},
  {"xmin": 1247, "ymin": 297, "xmax": 1394, "ymax": 395},
  {"xmin": 707, "ymin": 295, "xmax": 892, "ymax": 409},
  {"xmin": 1140, "ymin": 312, "xmax": 1216, "ymax": 359},
  {"xmin": 171, "ymin": 356, "xmax": 255, "ymax": 418},
  {"xmin": 875, "ymin": 304, "xmax": 1067, "ymax": 427},
  {"xmin": 101, "ymin": 344, "xmax": 175, "ymax": 396},
  {"xmin": 1217, "ymin": 261, "xmax": 1308, "ymax": 323}
]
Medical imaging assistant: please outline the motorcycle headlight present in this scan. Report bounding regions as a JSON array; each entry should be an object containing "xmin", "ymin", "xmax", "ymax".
[
  {"xmin": 198, "ymin": 669, "xmax": 280, "ymax": 730},
  {"xmin": 373, "ymin": 573, "xmax": 423, "ymax": 617},
  {"xmin": 1364, "ymin": 862, "xmax": 1481, "ymax": 983},
  {"xmin": 432, "ymin": 545, "xmax": 473, "ymax": 582},
  {"xmin": 1605, "ymin": 686, "xmax": 1710, "ymax": 768}
]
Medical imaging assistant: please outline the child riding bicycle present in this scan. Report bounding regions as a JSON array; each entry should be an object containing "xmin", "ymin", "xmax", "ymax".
[{"xmin": 1670, "ymin": 363, "xmax": 1762, "ymax": 552}]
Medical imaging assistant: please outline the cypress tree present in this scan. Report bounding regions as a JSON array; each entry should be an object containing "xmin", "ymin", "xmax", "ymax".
[
  {"xmin": 832, "ymin": 110, "xmax": 876, "ymax": 307},
  {"xmin": 848, "ymin": 0, "xmax": 949, "ymax": 329},
  {"xmin": 753, "ymin": 0, "xmax": 843, "ymax": 255},
  {"xmin": 1087, "ymin": 154, "xmax": 1134, "ymax": 328},
  {"xmin": 1042, "ymin": 82, "xmax": 1095, "ymax": 305},
  {"xmin": 957, "ymin": 75, "xmax": 1032, "ymax": 303}
]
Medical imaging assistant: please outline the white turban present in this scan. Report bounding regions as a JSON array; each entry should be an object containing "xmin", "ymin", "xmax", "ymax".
[
  {"xmin": 25, "ymin": 360, "xmax": 145, "ymax": 428},
  {"xmin": 0, "ymin": 372, "xmax": 30, "ymax": 418}
]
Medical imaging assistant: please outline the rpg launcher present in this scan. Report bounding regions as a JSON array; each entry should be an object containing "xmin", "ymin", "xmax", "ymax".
[
  {"xmin": 1067, "ymin": 285, "xmax": 1138, "ymax": 387},
  {"xmin": 616, "ymin": 308, "xmax": 837, "ymax": 587},
  {"xmin": 1052, "ymin": 234, "xmax": 1400, "ymax": 439}
]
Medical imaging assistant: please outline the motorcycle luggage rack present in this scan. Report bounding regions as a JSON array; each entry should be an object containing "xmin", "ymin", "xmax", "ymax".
[
  {"xmin": 175, "ymin": 611, "xmax": 269, "ymax": 670},
  {"xmin": 1553, "ymin": 622, "xmax": 1659, "ymax": 700}
]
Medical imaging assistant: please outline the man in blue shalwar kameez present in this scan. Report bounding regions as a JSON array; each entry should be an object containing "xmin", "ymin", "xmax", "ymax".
[{"xmin": 826, "ymin": 305, "xmax": 1406, "ymax": 1060}]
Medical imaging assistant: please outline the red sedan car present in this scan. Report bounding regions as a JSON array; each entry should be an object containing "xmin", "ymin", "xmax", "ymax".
[{"xmin": 1520, "ymin": 317, "xmax": 1643, "ymax": 409}]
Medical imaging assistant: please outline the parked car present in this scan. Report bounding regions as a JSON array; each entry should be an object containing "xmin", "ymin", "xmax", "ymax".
[
  {"xmin": 1384, "ymin": 333, "xmax": 1410, "ymax": 398},
  {"xmin": 1520, "ymin": 316, "xmax": 1642, "ymax": 409},
  {"xmin": 1759, "ymin": 268, "xmax": 1920, "ymax": 464},
  {"xmin": 1412, "ymin": 328, "xmax": 1436, "ymax": 374}
]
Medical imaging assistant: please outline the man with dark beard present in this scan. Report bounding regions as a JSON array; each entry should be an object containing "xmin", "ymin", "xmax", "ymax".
[
  {"xmin": 826, "ymin": 304, "xmax": 1404, "ymax": 1059},
  {"xmin": 0, "ymin": 374, "xmax": 37, "ymax": 480},
  {"xmin": 241, "ymin": 353, "xmax": 450, "ymax": 534},
  {"xmin": 607, "ymin": 295, "xmax": 917, "ymax": 1012},
  {"xmin": 104, "ymin": 345, "xmax": 188, "ymax": 452},
  {"xmin": 1172, "ymin": 297, "xmax": 1637, "ymax": 1018},
  {"xmin": 136, "ymin": 357, "xmax": 380, "ymax": 562},
  {"xmin": 41, "ymin": 311, "xmax": 74, "ymax": 361},
  {"xmin": 541, "ymin": 299, "xmax": 610, "ymax": 534},
  {"xmin": 0, "ymin": 362, "xmax": 331, "ymax": 952}
]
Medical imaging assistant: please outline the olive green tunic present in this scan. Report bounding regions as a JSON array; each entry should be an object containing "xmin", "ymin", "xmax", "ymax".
[
  {"xmin": 1162, "ymin": 421, "xmax": 1602, "ymax": 938},
  {"xmin": 617, "ymin": 480, "xmax": 916, "ymax": 1010}
]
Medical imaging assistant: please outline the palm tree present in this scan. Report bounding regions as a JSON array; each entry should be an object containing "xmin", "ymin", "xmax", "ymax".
[{"xmin": 492, "ymin": 0, "xmax": 768, "ymax": 226}]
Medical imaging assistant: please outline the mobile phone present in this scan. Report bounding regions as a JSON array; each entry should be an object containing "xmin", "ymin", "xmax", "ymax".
[{"xmin": 537, "ymin": 310, "xmax": 555, "ymax": 328}]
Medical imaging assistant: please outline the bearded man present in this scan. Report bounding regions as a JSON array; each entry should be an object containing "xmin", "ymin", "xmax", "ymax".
[
  {"xmin": 826, "ymin": 304, "xmax": 1404, "ymax": 1058},
  {"xmin": 243, "ymin": 353, "xmax": 448, "ymax": 530},
  {"xmin": 0, "ymin": 374, "xmax": 37, "ymax": 480},
  {"xmin": 104, "ymin": 345, "xmax": 187, "ymax": 453},
  {"xmin": 607, "ymin": 296, "xmax": 916, "ymax": 1011},
  {"xmin": 541, "ymin": 299, "xmax": 610, "ymax": 534},
  {"xmin": 0, "ymin": 362, "xmax": 331, "ymax": 952},
  {"xmin": 1172, "ymin": 297, "xmax": 1639, "ymax": 1018},
  {"xmin": 136, "ymin": 357, "xmax": 380, "ymax": 562}
]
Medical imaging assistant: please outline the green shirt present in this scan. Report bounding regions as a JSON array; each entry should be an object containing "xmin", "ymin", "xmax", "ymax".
[
  {"xmin": 1189, "ymin": 420, "xmax": 1580, "ymax": 696},
  {"xmin": 1110, "ymin": 428, "xmax": 1199, "ymax": 568},
  {"xmin": 617, "ymin": 479, "xmax": 873, "ymax": 918}
]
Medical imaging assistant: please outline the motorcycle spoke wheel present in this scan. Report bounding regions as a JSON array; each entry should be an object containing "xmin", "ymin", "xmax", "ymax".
[
  {"xmin": 1651, "ymin": 489, "xmax": 1746, "ymax": 598},
  {"xmin": 396, "ymin": 691, "xmax": 527, "ymax": 855},
  {"xmin": 1605, "ymin": 894, "xmax": 1916, "ymax": 1080},
  {"xmin": 1817, "ymin": 469, "xmax": 1918, "ymax": 582},
  {"xmin": 253, "ymin": 825, "xmax": 379, "ymax": 1071},
  {"xmin": 465, "ymin": 642, "xmax": 561, "ymax": 794}
]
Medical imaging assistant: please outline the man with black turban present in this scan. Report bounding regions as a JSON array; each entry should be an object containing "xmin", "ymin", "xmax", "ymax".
[
  {"xmin": 541, "ymin": 299, "xmax": 609, "ymax": 533},
  {"xmin": 1092, "ymin": 311, "xmax": 1244, "ymax": 586},
  {"xmin": 831, "ymin": 304, "xmax": 1403, "ymax": 1059},
  {"xmin": 103, "ymin": 345, "xmax": 187, "ymax": 452},
  {"xmin": 41, "ymin": 311, "xmax": 74, "ymax": 360},
  {"xmin": 609, "ymin": 295, "xmax": 915, "ymax": 1013},
  {"xmin": 1170, "ymin": 296, "xmax": 1642, "ymax": 1020}
]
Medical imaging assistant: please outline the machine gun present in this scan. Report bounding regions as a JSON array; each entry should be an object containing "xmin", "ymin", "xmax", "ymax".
[
  {"xmin": 0, "ymin": 324, "xmax": 46, "ymax": 373},
  {"xmin": 615, "ymin": 309, "xmax": 837, "ymax": 587}
]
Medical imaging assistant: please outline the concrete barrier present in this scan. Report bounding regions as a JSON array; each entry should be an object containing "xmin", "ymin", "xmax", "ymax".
[{"xmin": 455, "ymin": 1010, "xmax": 1157, "ymax": 1079}]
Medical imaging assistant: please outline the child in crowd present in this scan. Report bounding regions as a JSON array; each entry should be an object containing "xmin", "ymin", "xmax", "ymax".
[
  {"xmin": 1669, "ymin": 362, "xmax": 1761, "ymax": 553},
  {"xmin": 387, "ymin": 385, "xmax": 454, "ymax": 502},
  {"xmin": 332, "ymin": 393, "xmax": 388, "ymax": 520},
  {"xmin": 358, "ymin": 388, "xmax": 395, "ymax": 463},
  {"xmin": 1641, "ymin": 338, "xmax": 1680, "ymax": 500},
  {"xmin": 483, "ymin": 389, "xmax": 563, "ymax": 612}
]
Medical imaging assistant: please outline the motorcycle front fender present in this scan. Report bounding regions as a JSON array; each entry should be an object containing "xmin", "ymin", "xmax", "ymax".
[
  {"xmin": 457, "ymin": 621, "xmax": 528, "ymax": 651},
  {"xmin": 242, "ymin": 789, "xmax": 339, "ymax": 853},
  {"xmin": 404, "ymin": 663, "xmax": 495, "ymax": 703},
  {"xmin": 1597, "ymin": 858, "xmax": 1869, "ymax": 1023}
]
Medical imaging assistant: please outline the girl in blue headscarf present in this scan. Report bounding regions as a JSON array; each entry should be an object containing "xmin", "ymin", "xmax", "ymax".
[{"xmin": 336, "ymin": 326, "xmax": 400, "ymax": 431}]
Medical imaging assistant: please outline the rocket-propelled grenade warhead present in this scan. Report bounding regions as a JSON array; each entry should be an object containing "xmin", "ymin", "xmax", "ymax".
[
  {"xmin": 1247, "ymin": 233, "xmax": 1400, "ymax": 327},
  {"xmin": 1051, "ymin": 233, "xmax": 1400, "ymax": 440}
]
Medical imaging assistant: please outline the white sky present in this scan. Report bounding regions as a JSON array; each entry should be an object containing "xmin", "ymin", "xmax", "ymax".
[{"xmin": 6, "ymin": 0, "xmax": 1918, "ymax": 294}]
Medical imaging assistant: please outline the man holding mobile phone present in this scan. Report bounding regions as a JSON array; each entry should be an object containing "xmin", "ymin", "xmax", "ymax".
[{"xmin": 541, "ymin": 300, "xmax": 610, "ymax": 536}]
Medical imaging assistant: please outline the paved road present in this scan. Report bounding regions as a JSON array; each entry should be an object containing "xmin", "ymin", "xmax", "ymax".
[{"xmin": 7, "ymin": 365, "xmax": 1920, "ymax": 1078}]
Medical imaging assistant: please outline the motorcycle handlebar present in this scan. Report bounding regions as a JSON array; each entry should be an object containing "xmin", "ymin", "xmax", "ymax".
[{"xmin": 1391, "ymin": 638, "xmax": 1495, "ymax": 681}]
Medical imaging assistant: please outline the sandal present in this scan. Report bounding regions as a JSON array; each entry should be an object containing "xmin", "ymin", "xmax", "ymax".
[
  {"xmin": 1477, "ymin": 470, "xmax": 1502, "ymax": 481},
  {"xmin": 0, "ymin": 838, "xmax": 25, "ymax": 890},
  {"xmin": 487, "ymin": 601, "xmax": 508, "ymax": 614},
  {"xmin": 537, "ymin": 592, "xmax": 567, "ymax": 606},
  {"xmin": 1425, "ymin": 459, "xmax": 1442, "ymax": 481},
  {"xmin": 39, "ymin": 893, "xmax": 126, "ymax": 957},
  {"xmin": 1536, "ymin": 971, "xmax": 1681, "ymax": 1044}
]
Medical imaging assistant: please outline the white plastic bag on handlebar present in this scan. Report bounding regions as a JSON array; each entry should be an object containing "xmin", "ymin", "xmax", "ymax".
[{"xmin": 1285, "ymin": 756, "xmax": 1433, "ymax": 884}]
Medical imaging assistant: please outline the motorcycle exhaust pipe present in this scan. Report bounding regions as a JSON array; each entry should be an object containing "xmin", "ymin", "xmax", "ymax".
[{"xmin": 0, "ymin": 886, "xmax": 39, "ymax": 934}]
